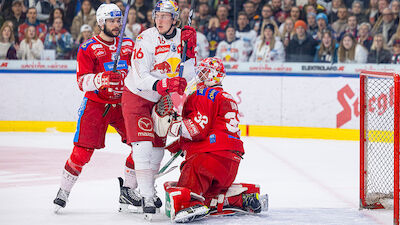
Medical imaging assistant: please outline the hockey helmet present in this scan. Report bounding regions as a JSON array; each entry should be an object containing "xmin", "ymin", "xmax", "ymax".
[
  {"xmin": 96, "ymin": 3, "xmax": 122, "ymax": 26},
  {"xmin": 196, "ymin": 57, "xmax": 226, "ymax": 87},
  {"xmin": 152, "ymin": 0, "xmax": 180, "ymax": 20}
]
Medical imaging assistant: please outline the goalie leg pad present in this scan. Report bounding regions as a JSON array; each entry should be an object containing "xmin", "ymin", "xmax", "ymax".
[{"xmin": 223, "ymin": 183, "xmax": 262, "ymax": 213}]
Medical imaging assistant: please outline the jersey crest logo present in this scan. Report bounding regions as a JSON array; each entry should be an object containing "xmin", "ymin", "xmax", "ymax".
[{"xmin": 152, "ymin": 57, "xmax": 181, "ymax": 77}]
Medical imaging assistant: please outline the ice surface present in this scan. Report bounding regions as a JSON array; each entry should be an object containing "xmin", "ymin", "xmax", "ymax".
[{"xmin": 0, "ymin": 133, "xmax": 393, "ymax": 225}]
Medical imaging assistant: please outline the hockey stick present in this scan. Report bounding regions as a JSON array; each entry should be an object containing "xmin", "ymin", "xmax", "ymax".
[
  {"xmin": 158, "ymin": 0, "xmax": 197, "ymax": 173},
  {"xmin": 102, "ymin": 0, "xmax": 133, "ymax": 117}
]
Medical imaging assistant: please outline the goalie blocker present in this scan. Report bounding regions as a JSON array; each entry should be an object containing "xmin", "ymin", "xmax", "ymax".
[{"xmin": 164, "ymin": 181, "xmax": 268, "ymax": 223}]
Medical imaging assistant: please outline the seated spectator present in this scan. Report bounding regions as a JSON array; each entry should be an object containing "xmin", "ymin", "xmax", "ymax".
[
  {"xmin": 314, "ymin": 31, "xmax": 338, "ymax": 63},
  {"xmin": 196, "ymin": 3, "xmax": 210, "ymax": 33},
  {"xmin": 236, "ymin": 12, "xmax": 257, "ymax": 53},
  {"xmin": 371, "ymin": 7, "xmax": 397, "ymax": 44},
  {"xmin": 48, "ymin": 8, "xmax": 65, "ymax": 29},
  {"xmin": 144, "ymin": 9, "xmax": 154, "ymax": 29},
  {"xmin": 391, "ymin": 0, "xmax": 400, "ymax": 24},
  {"xmin": 367, "ymin": 33, "xmax": 392, "ymax": 64},
  {"xmin": 357, "ymin": 22, "xmax": 373, "ymax": 50},
  {"xmin": 126, "ymin": 7, "xmax": 144, "ymax": 41},
  {"xmin": 351, "ymin": 1, "xmax": 368, "ymax": 24},
  {"xmin": 17, "ymin": 25, "xmax": 43, "ymax": 59},
  {"xmin": 191, "ymin": 19, "xmax": 209, "ymax": 61},
  {"xmin": 331, "ymin": 6, "xmax": 348, "ymax": 36},
  {"xmin": 289, "ymin": 6, "xmax": 301, "ymax": 22},
  {"xmin": 327, "ymin": 0, "xmax": 341, "ymax": 23},
  {"xmin": 338, "ymin": 15, "xmax": 358, "ymax": 41},
  {"xmin": 216, "ymin": 26, "xmax": 249, "ymax": 62},
  {"xmin": 286, "ymin": 20, "xmax": 318, "ymax": 62},
  {"xmin": 315, "ymin": 13, "xmax": 334, "ymax": 41},
  {"xmin": 18, "ymin": 7, "xmax": 47, "ymax": 43},
  {"xmin": 243, "ymin": 1, "xmax": 259, "ymax": 29},
  {"xmin": 255, "ymin": 4, "xmax": 275, "ymax": 35},
  {"xmin": 70, "ymin": 0, "xmax": 96, "ymax": 41},
  {"xmin": 270, "ymin": 0, "xmax": 283, "ymax": 18},
  {"xmin": 306, "ymin": 12, "xmax": 318, "ymax": 39},
  {"xmin": 132, "ymin": 0, "xmax": 149, "ymax": 24},
  {"xmin": 216, "ymin": 4, "xmax": 231, "ymax": 30},
  {"xmin": 35, "ymin": 0, "xmax": 63, "ymax": 23},
  {"xmin": 365, "ymin": 0, "xmax": 379, "ymax": 26},
  {"xmin": 279, "ymin": 17, "xmax": 295, "ymax": 48},
  {"xmin": 250, "ymin": 23, "xmax": 285, "ymax": 62},
  {"xmin": 391, "ymin": 38, "xmax": 400, "ymax": 64},
  {"xmin": 0, "ymin": 24, "xmax": 18, "ymax": 59},
  {"xmin": 204, "ymin": 17, "xmax": 225, "ymax": 57},
  {"xmin": 5, "ymin": 0, "xmax": 26, "ymax": 40},
  {"xmin": 337, "ymin": 33, "xmax": 368, "ymax": 63},
  {"xmin": 44, "ymin": 18, "xmax": 73, "ymax": 59}
]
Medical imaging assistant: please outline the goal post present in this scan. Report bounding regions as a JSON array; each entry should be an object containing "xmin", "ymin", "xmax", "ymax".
[{"xmin": 359, "ymin": 70, "xmax": 400, "ymax": 225}]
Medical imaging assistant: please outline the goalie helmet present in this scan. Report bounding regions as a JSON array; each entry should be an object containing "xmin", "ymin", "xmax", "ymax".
[
  {"xmin": 196, "ymin": 57, "xmax": 226, "ymax": 87},
  {"xmin": 96, "ymin": 3, "xmax": 122, "ymax": 26},
  {"xmin": 152, "ymin": 0, "xmax": 180, "ymax": 20}
]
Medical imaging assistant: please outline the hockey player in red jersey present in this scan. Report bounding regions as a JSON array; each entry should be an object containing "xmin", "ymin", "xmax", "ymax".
[
  {"xmin": 157, "ymin": 57, "xmax": 267, "ymax": 223},
  {"xmin": 53, "ymin": 3, "xmax": 141, "ymax": 212},
  {"xmin": 121, "ymin": 0, "xmax": 197, "ymax": 218}
]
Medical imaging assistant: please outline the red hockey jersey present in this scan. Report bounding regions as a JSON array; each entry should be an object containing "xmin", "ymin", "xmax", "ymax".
[
  {"xmin": 181, "ymin": 86, "xmax": 244, "ymax": 158},
  {"xmin": 76, "ymin": 35, "xmax": 134, "ymax": 104}
]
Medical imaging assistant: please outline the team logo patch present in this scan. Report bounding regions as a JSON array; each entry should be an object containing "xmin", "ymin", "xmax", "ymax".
[
  {"xmin": 152, "ymin": 57, "xmax": 181, "ymax": 77},
  {"xmin": 207, "ymin": 89, "xmax": 219, "ymax": 102},
  {"xmin": 122, "ymin": 41, "xmax": 133, "ymax": 46},
  {"xmin": 94, "ymin": 49, "xmax": 106, "ymax": 57},
  {"xmin": 91, "ymin": 44, "xmax": 103, "ymax": 50},
  {"xmin": 80, "ymin": 39, "xmax": 95, "ymax": 50},
  {"xmin": 138, "ymin": 117, "xmax": 153, "ymax": 132}
]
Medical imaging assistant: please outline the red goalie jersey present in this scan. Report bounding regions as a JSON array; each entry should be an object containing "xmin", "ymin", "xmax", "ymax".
[
  {"xmin": 180, "ymin": 86, "xmax": 244, "ymax": 158},
  {"xmin": 76, "ymin": 36, "xmax": 134, "ymax": 104}
]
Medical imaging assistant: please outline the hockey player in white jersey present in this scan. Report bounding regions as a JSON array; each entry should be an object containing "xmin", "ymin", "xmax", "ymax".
[
  {"xmin": 121, "ymin": 0, "xmax": 196, "ymax": 219},
  {"xmin": 216, "ymin": 26, "xmax": 250, "ymax": 62}
]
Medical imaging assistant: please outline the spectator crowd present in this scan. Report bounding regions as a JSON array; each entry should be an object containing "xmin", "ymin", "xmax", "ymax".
[{"xmin": 1, "ymin": 0, "xmax": 400, "ymax": 64}]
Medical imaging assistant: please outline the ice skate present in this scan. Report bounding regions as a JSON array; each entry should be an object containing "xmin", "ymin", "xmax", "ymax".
[
  {"xmin": 174, "ymin": 204, "xmax": 209, "ymax": 223},
  {"xmin": 53, "ymin": 188, "xmax": 70, "ymax": 213},
  {"xmin": 142, "ymin": 197, "xmax": 156, "ymax": 221},
  {"xmin": 242, "ymin": 193, "xmax": 262, "ymax": 213},
  {"xmin": 259, "ymin": 194, "xmax": 268, "ymax": 211},
  {"xmin": 118, "ymin": 177, "xmax": 142, "ymax": 213}
]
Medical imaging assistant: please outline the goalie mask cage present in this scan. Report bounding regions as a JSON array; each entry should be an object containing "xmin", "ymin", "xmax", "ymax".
[{"xmin": 360, "ymin": 70, "xmax": 400, "ymax": 225}]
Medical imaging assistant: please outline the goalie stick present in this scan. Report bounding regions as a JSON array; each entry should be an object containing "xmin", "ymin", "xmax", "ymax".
[{"xmin": 102, "ymin": 0, "xmax": 132, "ymax": 117}]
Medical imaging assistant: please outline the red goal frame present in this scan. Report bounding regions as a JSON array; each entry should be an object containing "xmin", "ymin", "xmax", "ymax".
[{"xmin": 360, "ymin": 70, "xmax": 400, "ymax": 225}]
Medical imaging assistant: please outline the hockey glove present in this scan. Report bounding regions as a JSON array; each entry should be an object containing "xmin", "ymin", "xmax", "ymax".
[
  {"xmin": 155, "ymin": 77, "xmax": 187, "ymax": 96},
  {"xmin": 181, "ymin": 25, "xmax": 197, "ymax": 59},
  {"xmin": 94, "ymin": 71, "xmax": 123, "ymax": 90}
]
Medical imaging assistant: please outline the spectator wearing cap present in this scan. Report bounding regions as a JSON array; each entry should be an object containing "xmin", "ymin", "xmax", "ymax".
[
  {"xmin": 338, "ymin": 15, "xmax": 358, "ymax": 41},
  {"xmin": 391, "ymin": 38, "xmax": 400, "ymax": 63},
  {"xmin": 5, "ymin": 0, "xmax": 26, "ymax": 38},
  {"xmin": 314, "ymin": 31, "xmax": 338, "ymax": 63},
  {"xmin": 367, "ymin": 33, "xmax": 392, "ymax": 64},
  {"xmin": 70, "ymin": 0, "xmax": 96, "ymax": 41},
  {"xmin": 357, "ymin": 22, "xmax": 374, "ymax": 50},
  {"xmin": 332, "ymin": 6, "xmax": 348, "ymax": 35},
  {"xmin": 71, "ymin": 24, "xmax": 92, "ymax": 59},
  {"xmin": 250, "ymin": 23, "xmax": 285, "ymax": 62},
  {"xmin": 315, "ymin": 13, "xmax": 335, "ymax": 41},
  {"xmin": 18, "ymin": 7, "xmax": 47, "ymax": 43},
  {"xmin": 306, "ymin": 12, "xmax": 318, "ymax": 39},
  {"xmin": 372, "ymin": 8, "xmax": 397, "ymax": 44},
  {"xmin": 216, "ymin": 26, "xmax": 249, "ymax": 62},
  {"xmin": 126, "ymin": 7, "xmax": 144, "ymax": 41},
  {"xmin": 236, "ymin": 12, "xmax": 257, "ymax": 54},
  {"xmin": 338, "ymin": 33, "xmax": 368, "ymax": 63},
  {"xmin": 44, "ymin": 17, "xmax": 73, "ymax": 59},
  {"xmin": 35, "ymin": 0, "xmax": 63, "ymax": 23},
  {"xmin": 286, "ymin": 20, "xmax": 318, "ymax": 62},
  {"xmin": 351, "ymin": 1, "xmax": 368, "ymax": 24}
]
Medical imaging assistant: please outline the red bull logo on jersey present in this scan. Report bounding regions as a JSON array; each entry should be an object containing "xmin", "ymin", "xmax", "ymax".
[{"xmin": 152, "ymin": 57, "xmax": 181, "ymax": 77}]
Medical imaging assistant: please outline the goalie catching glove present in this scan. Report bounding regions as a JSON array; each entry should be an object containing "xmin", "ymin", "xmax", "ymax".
[{"xmin": 152, "ymin": 95, "xmax": 179, "ymax": 138}]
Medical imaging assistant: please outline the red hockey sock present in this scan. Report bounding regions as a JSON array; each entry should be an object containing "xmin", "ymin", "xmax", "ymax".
[{"xmin": 64, "ymin": 146, "xmax": 94, "ymax": 176}]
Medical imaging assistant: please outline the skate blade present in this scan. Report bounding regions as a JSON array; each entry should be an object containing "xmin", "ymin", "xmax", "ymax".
[
  {"xmin": 144, "ymin": 213, "xmax": 153, "ymax": 221},
  {"xmin": 119, "ymin": 203, "xmax": 143, "ymax": 213}
]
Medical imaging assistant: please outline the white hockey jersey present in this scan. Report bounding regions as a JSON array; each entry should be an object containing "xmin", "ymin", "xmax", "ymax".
[
  {"xmin": 215, "ymin": 39, "xmax": 249, "ymax": 62},
  {"xmin": 249, "ymin": 39, "xmax": 285, "ymax": 62},
  {"xmin": 124, "ymin": 27, "xmax": 196, "ymax": 102}
]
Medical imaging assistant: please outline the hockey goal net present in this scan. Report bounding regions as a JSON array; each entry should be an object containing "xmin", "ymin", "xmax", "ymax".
[{"xmin": 360, "ymin": 70, "xmax": 400, "ymax": 225}]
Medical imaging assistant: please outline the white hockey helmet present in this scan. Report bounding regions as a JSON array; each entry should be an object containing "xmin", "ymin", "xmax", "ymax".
[
  {"xmin": 152, "ymin": 0, "xmax": 180, "ymax": 20},
  {"xmin": 196, "ymin": 57, "xmax": 226, "ymax": 87},
  {"xmin": 96, "ymin": 3, "xmax": 122, "ymax": 26}
]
